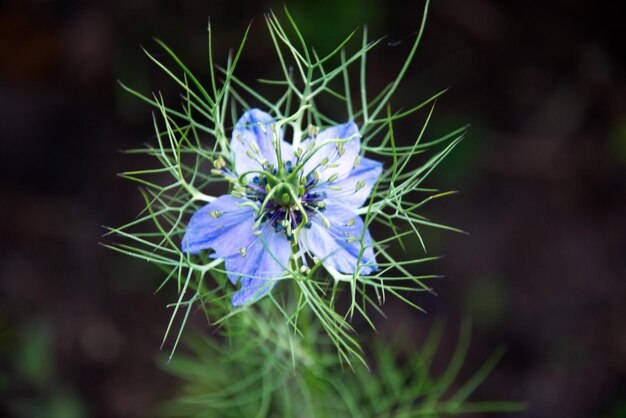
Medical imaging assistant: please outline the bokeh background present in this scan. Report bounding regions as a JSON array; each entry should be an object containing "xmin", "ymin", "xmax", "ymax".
[{"xmin": 1, "ymin": 0, "xmax": 624, "ymax": 417}]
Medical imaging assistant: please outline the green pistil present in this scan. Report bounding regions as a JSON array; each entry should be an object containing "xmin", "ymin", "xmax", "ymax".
[
  {"xmin": 267, "ymin": 167, "xmax": 303, "ymax": 208},
  {"xmin": 271, "ymin": 181, "xmax": 298, "ymax": 207}
]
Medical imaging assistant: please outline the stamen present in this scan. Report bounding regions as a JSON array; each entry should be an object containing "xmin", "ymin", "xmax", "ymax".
[
  {"xmin": 209, "ymin": 210, "xmax": 222, "ymax": 218},
  {"xmin": 307, "ymin": 124, "xmax": 319, "ymax": 137},
  {"xmin": 213, "ymin": 156, "xmax": 226, "ymax": 169},
  {"xmin": 320, "ymin": 214, "xmax": 331, "ymax": 229}
]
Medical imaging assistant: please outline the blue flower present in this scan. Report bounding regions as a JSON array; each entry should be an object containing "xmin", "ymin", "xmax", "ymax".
[{"xmin": 182, "ymin": 109, "xmax": 382, "ymax": 306}]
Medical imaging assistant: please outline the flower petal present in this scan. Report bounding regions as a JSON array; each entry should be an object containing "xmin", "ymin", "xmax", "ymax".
[
  {"xmin": 316, "ymin": 157, "xmax": 382, "ymax": 209},
  {"xmin": 299, "ymin": 121, "xmax": 360, "ymax": 182},
  {"xmin": 231, "ymin": 109, "xmax": 293, "ymax": 177},
  {"xmin": 182, "ymin": 195, "xmax": 257, "ymax": 257},
  {"xmin": 299, "ymin": 201, "xmax": 377, "ymax": 276},
  {"xmin": 224, "ymin": 228, "xmax": 292, "ymax": 306}
]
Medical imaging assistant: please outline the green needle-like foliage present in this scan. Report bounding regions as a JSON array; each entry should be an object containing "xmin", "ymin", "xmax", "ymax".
[
  {"xmin": 160, "ymin": 316, "xmax": 523, "ymax": 417},
  {"xmin": 107, "ymin": 0, "xmax": 470, "ymax": 365}
]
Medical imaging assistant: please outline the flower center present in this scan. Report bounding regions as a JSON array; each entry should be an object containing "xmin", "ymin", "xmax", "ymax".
[{"xmin": 242, "ymin": 161, "xmax": 327, "ymax": 240}]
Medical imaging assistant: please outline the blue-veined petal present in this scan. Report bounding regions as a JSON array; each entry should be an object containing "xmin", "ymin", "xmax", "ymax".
[
  {"xmin": 299, "ymin": 201, "xmax": 377, "ymax": 276},
  {"xmin": 299, "ymin": 121, "xmax": 360, "ymax": 182},
  {"xmin": 224, "ymin": 228, "xmax": 292, "ymax": 306},
  {"xmin": 231, "ymin": 109, "xmax": 293, "ymax": 177},
  {"xmin": 315, "ymin": 157, "xmax": 382, "ymax": 209},
  {"xmin": 182, "ymin": 195, "xmax": 257, "ymax": 257}
]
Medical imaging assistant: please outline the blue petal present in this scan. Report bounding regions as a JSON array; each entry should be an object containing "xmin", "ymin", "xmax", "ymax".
[
  {"xmin": 231, "ymin": 109, "xmax": 294, "ymax": 177},
  {"xmin": 299, "ymin": 201, "xmax": 377, "ymax": 276},
  {"xmin": 224, "ymin": 228, "xmax": 292, "ymax": 306},
  {"xmin": 182, "ymin": 195, "xmax": 257, "ymax": 257},
  {"xmin": 315, "ymin": 157, "xmax": 382, "ymax": 209},
  {"xmin": 299, "ymin": 121, "xmax": 360, "ymax": 182}
]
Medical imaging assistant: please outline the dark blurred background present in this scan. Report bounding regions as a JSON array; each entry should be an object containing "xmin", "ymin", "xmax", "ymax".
[{"xmin": 1, "ymin": 0, "xmax": 624, "ymax": 417}]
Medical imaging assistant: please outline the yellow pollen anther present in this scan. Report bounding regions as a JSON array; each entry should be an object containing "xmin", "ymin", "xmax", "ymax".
[{"xmin": 213, "ymin": 156, "xmax": 226, "ymax": 169}]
